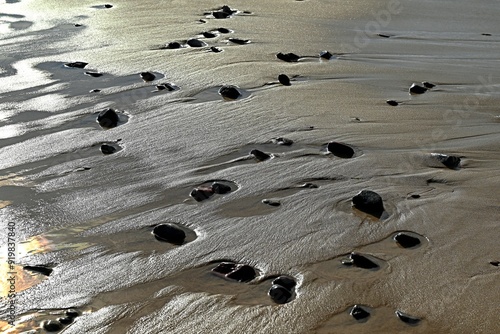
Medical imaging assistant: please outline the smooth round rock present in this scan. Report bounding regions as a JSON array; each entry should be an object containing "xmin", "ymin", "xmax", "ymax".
[
  {"xmin": 276, "ymin": 52, "xmax": 300, "ymax": 62},
  {"xmin": 213, "ymin": 11, "xmax": 230, "ymax": 19},
  {"xmin": 409, "ymin": 83, "xmax": 427, "ymax": 95},
  {"xmin": 100, "ymin": 144, "xmax": 116, "ymax": 155},
  {"xmin": 226, "ymin": 264, "xmax": 256, "ymax": 282},
  {"xmin": 58, "ymin": 317, "xmax": 73, "ymax": 325},
  {"xmin": 217, "ymin": 27, "xmax": 231, "ymax": 33},
  {"xmin": 64, "ymin": 61, "xmax": 88, "ymax": 69},
  {"xmin": 434, "ymin": 154, "xmax": 461, "ymax": 169},
  {"xmin": 228, "ymin": 38, "xmax": 250, "ymax": 44},
  {"xmin": 327, "ymin": 142, "xmax": 355, "ymax": 158},
  {"xmin": 152, "ymin": 223, "xmax": 186, "ymax": 245},
  {"xmin": 386, "ymin": 99, "xmax": 399, "ymax": 106},
  {"xmin": 250, "ymin": 149, "xmax": 271, "ymax": 161},
  {"xmin": 319, "ymin": 50, "xmax": 333, "ymax": 59},
  {"xmin": 190, "ymin": 187, "xmax": 214, "ymax": 202},
  {"xmin": 212, "ymin": 262, "xmax": 237, "ymax": 275},
  {"xmin": 140, "ymin": 72, "xmax": 156, "ymax": 82},
  {"xmin": 187, "ymin": 38, "xmax": 205, "ymax": 47},
  {"xmin": 104, "ymin": 4, "xmax": 113, "ymax": 8},
  {"xmin": 211, "ymin": 182, "xmax": 231, "ymax": 194},
  {"xmin": 165, "ymin": 42, "xmax": 182, "ymax": 49},
  {"xmin": 348, "ymin": 252, "xmax": 379, "ymax": 269},
  {"xmin": 202, "ymin": 31, "xmax": 217, "ymax": 38},
  {"xmin": 278, "ymin": 74, "xmax": 291, "ymax": 86},
  {"xmin": 352, "ymin": 190, "xmax": 384, "ymax": 218},
  {"xmin": 396, "ymin": 310, "xmax": 421, "ymax": 325},
  {"xmin": 269, "ymin": 284, "xmax": 293, "ymax": 304},
  {"xmin": 272, "ymin": 276, "xmax": 296, "ymax": 290},
  {"xmin": 65, "ymin": 309, "xmax": 80, "ymax": 318},
  {"xmin": 42, "ymin": 320, "xmax": 63, "ymax": 332},
  {"xmin": 218, "ymin": 85, "xmax": 241, "ymax": 100},
  {"xmin": 97, "ymin": 108, "xmax": 119, "ymax": 128},
  {"xmin": 350, "ymin": 305, "xmax": 370, "ymax": 320},
  {"xmin": 394, "ymin": 233, "xmax": 421, "ymax": 248}
]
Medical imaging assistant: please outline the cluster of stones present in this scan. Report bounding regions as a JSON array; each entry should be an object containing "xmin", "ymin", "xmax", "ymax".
[
  {"xmin": 41, "ymin": 309, "xmax": 81, "ymax": 332},
  {"xmin": 190, "ymin": 182, "xmax": 232, "ymax": 202}
]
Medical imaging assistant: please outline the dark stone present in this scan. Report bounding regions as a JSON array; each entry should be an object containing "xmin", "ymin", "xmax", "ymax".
[
  {"xmin": 220, "ymin": 5, "xmax": 236, "ymax": 14},
  {"xmin": 84, "ymin": 71, "xmax": 103, "ymax": 77},
  {"xmin": 409, "ymin": 83, "xmax": 427, "ymax": 95},
  {"xmin": 104, "ymin": 4, "xmax": 113, "ymax": 8},
  {"xmin": 165, "ymin": 42, "xmax": 182, "ymax": 49},
  {"xmin": 211, "ymin": 182, "xmax": 231, "ymax": 194},
  {"xmin": 213, "ymin": 11, "xmax": 230, "ymax": 19},
  {"xmin": 272, "ymin": 276, "xmax": 296, "ymax": 290},
  {"xmin": 212, "ymin": 262, "xmax": 237, "ymax": 275},
  {"xmin": 410, "ymin": 194, "xmax": 421, "ymax": 199},
  {"xmin": 482, "ymin": 33, "xmax": 492, "ymax": 36},
  {"xmin": 42, "ymin": 320, "xmax": 63, "ymax": 332},
  {"xmin": 187, "ymin": 38, "xmax": 205, "ymax": 47},
  {"xmin": 262, "ymin": 199, "xmax": 281, "ymax": 207},
  {"xmin": 64, "ymin": 62, "xmax": 88, "ymax": 69},
  {"xmin": 202, "ymin": 31, "xmax": 217, "ymax": 38},
  {"xmin": 327, "ymin": 142, "xmax": 355, "ymax": 158},
  {"xmin": 489, "ymin": 261, "xmax": 499, "ymax": 267},
  {"xmin": 347, "ymin": 252, "xmax": 379, "ymax": 269},
  {"xmin": 272, "ymin": 137, "xmax": 293, "ymax": 146},
  {"xmin": 90, "ymin": 89, "xmax": 101, "ymax": 93},
  {"xmin": 218, "ymin": 85, "xmax": 241, "ymax": 99},
  {"xmin": 350, "ymin": 305, "xmax": 370, "ymax": 320},
  {"xmin": 319, "ymin": 50, "xmax": 333, "ymax": 59},
  {"xmin": 74, "ymin": 24, "xmax": 82, "ymax": 27},
  {"xmin": 276, "ymin": 52, "xmax": 300, "ymax": 62},
  {"xmin": 217, "ymin": 27, "xmax": 231, "ymax": 33},
  {"xmin": 396, "ymin": 310, "xmax": 421, "ymax": 325},
  {"xmin": 58, "ymin": 317, "xmax": 73, "ymax": 325},
  {"xmin": 23, "ymin": 265, "xmax": 52, "ymax": 276},
  {"xmin": 278, "ymin": 74, "xmax": 291, "ymax": 86},
  {"xmin": 140, "ymin": 72, "xmax": 156, "ymax": 82},
  {"xmin": 100, "ymin": 144, "xmax": 116, "ymax": 155},
  {"xmin": 228, "ymin": 38, "xmax": 250, "ymax": 44},
  {"xmin": 152, "ymin": 223, "xmax": 186, "ymax": 245},
  {"xmin": 377, "ymin": 33, "xmax": 391, "ymax": 38},
  {"xmin": 199, "ymin": 19, "xmax": 207, "ymax": 23},
  {"xmin": 386, "ymin": 100, "xmax": 399, "ymax": 106},
  {"xmin": 226, "ymin": 264, "xmax": 256, "ymax": 282},
  {"xmin": 65, "ymin": 309, "xmax": 80, "ymax": 318},
  {"xmin": 97, "ymin": 108, "xmax": 119, "ymax": 128},
  {"xmin": 269, "ymin": 284, "xmax": 292, "ymax": 304},
  {"xmin": 190, "ymin": 186, "xmax": 214, "ymax": 202},
  {"xmin": 210, "ymin": 46, "xmax": 223, "ymax": 53},
  {"xmin": 250, "ymin": 149, "xmax": 271, "ymax": 161},
  {"xmin": 156, "ymin": 83, "xmax": 176, "ymax": 91},
  {"xmin": 352, "ymin": 190, "xmax": 385, "ymax": 218},
  {"xmin": 435, "ymin": 154, "xmax": 461, "ymax": 169},
  {"xmin": 422, "ymin": 81, "xmax": 435, "ymax": 89},
  {"xmin": 394, "ymin": 233, "xmax": 421, "ymax": 248}
]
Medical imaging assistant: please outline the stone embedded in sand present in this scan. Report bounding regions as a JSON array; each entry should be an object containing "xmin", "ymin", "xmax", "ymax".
[
  {"xmin": 343, "ymin": 252, "xmax": 379, "ymax": 269},
  {"xmin": 433, "ymin": 153, "xmax": 461, "ymax": 169},
  {"xmin": 226, "ymin": 264, "xmax": 256, "ymax": 282},
  {"xmin": 165, "ymin": 42, "xmax": 182, "ymax": 49},
  {"xmin": 212, "ymin": 262, "xmax": 236, "ymax": 275},
  {"xmin": 386, "ymin": 99, "xmax": 399, "ymax": 106},
  {"xmin": 262, "ymin": 199, "xmax": 281, "ymax": 207},
  {"xmin": 422, "ymin": 81, "xmax": 435, "ymax": 89},
  {"xmin": 352, "ymin": 190, "xmax": 385, "ymax": 218},
  {"xmin": 228, "ymin": 37, "xmax": 250, "ymax": 44},
  {"xmin": 187, "ymin": 38, "xmax": 205, "ymax": 47},
  {"xmin": 409, "ymin": 83, "xmax": 427, "ymax": 95},
  {"xmin": 90, "ymin": 89, "xmax": 101, "ymax": 93},
  {"xmin": 272, "ymin": 137, "xmax": 293, "ymax": 146},
  {"xmin": 97, "ymin": 108, "xmax": 119, "ymax": 128},
  {"xmin": 327, "ymin": 141, "xmax": 355, "ymax": 158},
  {"xmin": 377, "ymin": 33, "xmax": 391, "ymax": 38},
  {"xmin": 140, "ymin": 72, "xmax": 156, "ymax": 82},
  {"xmin": 211, "ymin": 182, "xmax": 232, "ymax": 194},
  {"xmin": 104, "ymin": 4, "xmax": 113, "ymax": 8},
  {"xmin": 269, "ymin": 284, "xmax": 293, "ymax": 304},
  {"xmin": 276, "ymin": 52, "xmax": 301, "ymax": 62},
  {"xmin": 217, "ymin": 27, "xmax": 231, "ymax": 33},
  {"xmin": 210, "ymin": 46, "xmax": 223, "ymax": 53},
  {"xmin": 156, "ymin": 83, "xmax": 176, "ymax": 91},
  {"xmin": 100, "ymin": 144, "xmax": 116, "ymax": 155},
  {"xmin": 350, "ymin": 305, "xmax": 370, "ymax": 320},
  {"xmin": 213, "ymin": 11, "xmax": 230, "ymax": 19},
  {"xmin": 190, "ymin": 186, "xmax": 214, "ymax": 202},
  {"xmin": 64, "ymin": 61, "xmax": 88, "ymax": 69},
  {"xmin": 58, "ymin": 317, "xmax": 73, "ymax": 325},
  {"xmin": 202, "ymin": 31, "xmax": 217, "ymax": 38},
  {"xmin": 42, "ymin": 320, "xmax": 63, "ymax": 332},
  {"xmin": 84, "ymin": 71, "xmax": 103, "ymax": 77},
  {"xmin": 396, "ymin": 310, "xmax": 421, "ymax": 325},
  {"xmin": 23, "ymin": 265, "xmax": 53, "ymax": 276},
  {"xmin": 319, "ymin": 50, "xmax": 334, "ymax": 59},
  {"xmin": 489, "ymin": 261, "xmax": 499, "ymax": 267},
  {"xmin": 218, "ymin": 85, "xmax": 241, "ymax": 100},
  {"xmin": 250, "ymin": 149, "xmax": 271, "ymax": 161},
  {"xmin": 152, "ymin": 223, "xmax": 186, "ymax": 245},
  {"xmin": 272, "ymin": 276, "xmax": 296, "ymax": 290},
  {"xmin": 65, "ymin": 309, "xmax": 80, "ymax": 318},
  {"xmin": 278, "ymin": 74, "xmax": 291, "ymax": 86},
  {"xmin": 394, "ymin": 233, "xmax": 421, "ymax": 248}
]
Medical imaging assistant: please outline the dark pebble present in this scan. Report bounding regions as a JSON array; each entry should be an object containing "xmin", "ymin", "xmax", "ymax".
[
  {"xmin": 226, "ymin": 264, "xmax": 256, "ymax": 282},
  {"xmin": 210, "ymin": 46, "xmax": 223, "ymax": 53},
  {"xmin": 65, "ymin": 309, "xmax": 80, "ymax": 318},
  {"xmin": 319, "ymin": 50, "xmax": 333, "ymax": 59},
  {"xmin": 272, "ymin": 276, "xmax": 296, "ymax": 290},
  {"xmin": 64, "ymin": 62, "xmax": 88, "ymax": 69},
  {"xmin": 228, "ymin": 37, "xmax": 250, "ymax": 44},
  {"xmin": 345, "ymin": 252, "xmax": 379, "ymax": 269},
  {"xmin": 250, "ymin": 149, "xmax": 271, "ymax": 161},
  {"xmin": 202, "ymin": 31, "xmax": 217, "ymax": 38},
  {"xmin": 158, "ymin": 83, "xmax": 176, "ymax": 91},
  {"xmin": 74, "ymin": 24, "xmax": 82, "ymax": 27},
  {"xmin": 90, "ymin": 89, "xmax": 101, "ymax": 93},
  {"xmin": 410, "ymin": 194, "xmax": 421, "ymax": 199},
  {"xmin": 268, "ymin": 284, "xmax": 293, "ymax": 304},
  {"xmin": 217, "ymin": 27, "xmax": 231, "ymax": 33},
  {"xmin": 84, "ymin": 71, "xmax": 103, "ymax": 77},
  {"xmin": 211, "ymin": 182, "xmax": 232, "ymax": 194},
  {"xmin": 394, "ymin": 233, "xmax": 421, "ymax": 248},
  {"xmin": 140, "ymin": 72, "xmax": 156, "ymax": 82},
  {"xmin": 165, "ymin": 42, "xmax": 182, "ymax": 49},
  {"xmin": 23, "ymin": 265, "xmax": 52, "ymax": 276},
  {"xmin": 350, "ymin": 305, "xmax": 370, "ymax": 320},
  {"xmin": 272, "ymin": 137, "xmax": 293, "ymax": 146},
  {"xmin": 218, "ymin": 85, "xmax": 241, "ymax": 100},
  {"xmin": 187, "ymin": 38, "xmax": 205, "ymax": 47},
  {"xmin": 396, "ymin": 310, "xmax": 421, "ymax": 325},
  {"xmin": 262, "ymin": 199, "xmax": 281, "ymax": 207},
  {"xmin": 213, "ymin": 11, "xmax": 230, "ymax": 19},
  {"xmin": 212, "ymin": 262, "xmax": 236, "ymax": 275},
  {"xmin": 97, "ymin": 108, "xmax": 119, "ymax": 128},
  {"xmin": 386, "ymin": 99, "xmax": 399, "ymax": 106},
  {"xmin": 489, "ymin": 261, "xmax": 499, "ymax": 267},
  {"xmin": 352, "ymin": 190, "xmax": 385, "ymax": 218},
  {"xmin": 276, "ymin": 52, "xmax": 300, "ymax": 62},
  {"xmin": 377, "ymin": 33, "xmax": 391, "ymax": 38},
  {"xmin": 104, "ymin": 4, "xmax": 113, "ymax": 8},
  {"xmin": 58, "ymin": 317, "xmax": 73, "ymax": 325},
  {"xmin": 100, "ymin": 144, "xmax": 116, "ymax": 155},
  {"xmin": 482, "ymin": 33, "xmax": 492, "ymax": 36},
  {"xmin": 327, "ymin": 141, "xmax": 355, "ymax": 158},
  {"xmin": 422, "ymin": 81, "xmax": 435, "ymax": 89},
  {"xmin": 190, "ymin": 187, "xmax": 214, "ymax": 202},
  {"xmin": 42, "ymin": 320, "xmax": 63, "ymax": 332},
  {"xmin": 409, "ymin": 83, "xmax": 427, "ymax": 95},
  {"xmin": 220, "ymin": 5, "xmax": 236, "ymax": 14},
  {"xmin": 152, "ymin": 223, "xmax": 186, "ymax": 245},
  {"xmin": 278, "ymin": 74, "xmax": 291, "ymax": 86},
  {"xmin": 435, "ymin": 154, "xmax": 461, "ymax": 169}
]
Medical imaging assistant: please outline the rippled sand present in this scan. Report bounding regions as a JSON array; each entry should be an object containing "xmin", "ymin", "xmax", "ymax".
[{"xmin": 0, "ymin": 0, "xmax": 499, "ymax": 333}]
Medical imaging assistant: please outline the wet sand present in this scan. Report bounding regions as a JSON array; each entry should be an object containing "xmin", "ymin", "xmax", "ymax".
[{"xmin": 0, "ymin": 0, "xmax": 499, "ymax": 333}]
